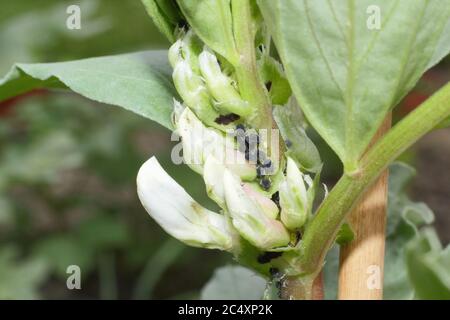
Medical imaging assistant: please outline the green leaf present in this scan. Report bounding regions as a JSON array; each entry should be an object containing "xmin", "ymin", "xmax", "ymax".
[
  {"xmin": 259, "ymin": 0, "xmax": 450, "ymax": 170},
  {"xmin": 405, "ymin": 229, "xmax": 450, "ymax": 300},
  {"xmin": 257, "ymin": 55, "xmax": 292, "ymax": 105},
  {"xmin": 273, "ymin": 99, "xmax": 321, "ymax": 172},
  {"xmin": 141, "ymin": 0, "xmax": 182, "ymax": 42},
  {"xmin": 176, "ymin": 0, "xmax": 239, "ymax": 64},
  {"xmin": 383, "ymin": 162, "xmax": 435, "ymax": 299},
  {"xmin": 428, "ymin": 18, "xmax": 450, "ymax": 68},
  {"xmin": 201, "ymin": 265, "xmax": 266, "ymax": 299},
  {"xmin": 0, "ymin": 51, "xmax": 176, "ymax": 129}
]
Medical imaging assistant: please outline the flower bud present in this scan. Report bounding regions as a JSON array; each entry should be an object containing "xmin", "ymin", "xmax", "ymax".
[
  {"xmin": 279, "ymin": 157, "xmax": 313, "ymax": 230},
  {"xmin": 198, "ymin": 50, "xmax": 250, "ymax": 117},
  {"xmin": 223, "ymin": 170, "xmax": 290, "ymax": 250},
  {"xmin": 137, "ymin": 157, "xmax": 233, "ymax": 250},
  {"xmin": 172, "ymin": 60, "xmax": 220, "ymax": 127}
]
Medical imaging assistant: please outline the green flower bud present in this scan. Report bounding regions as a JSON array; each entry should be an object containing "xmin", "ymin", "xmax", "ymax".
[
  {"xmin": 137, "ymin": 157, "xmax": 233, "ymax": 250},
  {"xmin": 198, "ymin": 50, "xmax": 251, "ymax": 117},
  {"xmin": 169, "ymin": 33, "xmax": 229, "ymax": 129},
  {"xmin": 279, "ymin": 157, "xmax": 314, "ymax": 230},
  {"xmin": 223, "ymin": 170, "xmax": 290, "ymax": 250},
  {"xmin": 172, "ymin": 60, "xmax": 220, "ymax": 125},
  {"xmin": 168, "ymin": 31, "xmax": 202, "ymax": 73}
]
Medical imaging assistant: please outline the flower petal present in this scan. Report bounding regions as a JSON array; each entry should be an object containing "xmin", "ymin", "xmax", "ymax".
[{"xmin": 137, "ymin": 157, "xmax": 232, "ymax": 250}]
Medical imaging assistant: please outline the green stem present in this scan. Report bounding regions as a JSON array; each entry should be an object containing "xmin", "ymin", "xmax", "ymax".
[
  {"xmin": 300, "ymin": 81, "xmax": 450, "ymax": 275},
  {"xmin": 231, "ymin": 0, "xmax": 272, "ymax": 129}
]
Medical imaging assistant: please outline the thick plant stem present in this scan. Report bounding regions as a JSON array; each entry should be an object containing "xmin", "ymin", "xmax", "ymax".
[
  {"xmin": 231, "ymin": 0, "xmax": 272, "ymax": 129},
  {"xmin": 280, "ymin": 272, "xmax": 323, "ymax": 300},
  {"xmin": 299, "ymin": 81, "xmax": 450, "ymax": 276},
  {"xmin": 338, "ymin": 115, "xmax": 391, "ymax": 300}
]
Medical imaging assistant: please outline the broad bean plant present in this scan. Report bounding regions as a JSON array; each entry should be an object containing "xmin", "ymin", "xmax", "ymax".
[{"xmin": 1, "ymin": 0, "xmax": 449, "ymax": 299}]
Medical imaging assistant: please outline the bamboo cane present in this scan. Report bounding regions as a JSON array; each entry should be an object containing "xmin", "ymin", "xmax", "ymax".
[{"xmin": 338, "ymin": 115, "xmax": 392, "ymax": 300}]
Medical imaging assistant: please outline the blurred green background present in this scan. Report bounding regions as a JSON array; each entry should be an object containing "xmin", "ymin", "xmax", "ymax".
[
  {"xmin": 0, "ymin": 0, "xmax": 232, "ymax": 299},
  {"xmin": 0, "ymin": 0, "xmax": 448, "ymax": 299}
]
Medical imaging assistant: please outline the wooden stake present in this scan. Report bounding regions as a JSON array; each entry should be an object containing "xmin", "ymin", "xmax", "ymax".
[{"xmin": 338, "ymin": 115, "xmax": 392, "ymax": 300}]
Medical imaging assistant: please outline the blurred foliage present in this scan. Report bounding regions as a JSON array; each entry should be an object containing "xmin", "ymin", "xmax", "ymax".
[
  {"xmin": 200, "ymin": 265, "xmax": 266, "ymax": 300},
  {"xmin": 0, "ymin": 0, "xmax": 228, "ymax": 299},
  {"xmin": 0, "ymin": 89, "xmax": 229, "ymax": 299},
  {"xmin": 0, "ymin": 0, "xmax": 168, "ymax": 74},
  {"xmin": 0, "ymin": 246, "xmax": 48, "ymax": 299}
]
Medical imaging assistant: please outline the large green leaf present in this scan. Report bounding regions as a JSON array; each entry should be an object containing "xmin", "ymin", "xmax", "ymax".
[
  {"xmin": 200, "ymin": 265, "xmax": 266, "ymax": 299},
  {"xmin": 428, "ymin": 18, "xmax": 450, "ymax": 68},
  {"xmin": 259, "ymin": 0, "xmax": 450, "ymax": 170},
  {"xmin": 0, "ymin": 51, "xmax": 176, "ymax": 129}
]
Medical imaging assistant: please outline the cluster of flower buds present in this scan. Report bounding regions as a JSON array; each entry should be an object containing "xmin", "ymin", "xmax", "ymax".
[
  {"xmin": 136, "ymin": 28, "xmax": 322, "ymax": 276},
  {"xmin": 168, "ymin": 31, "xmax": 253, "ymax": 129}
]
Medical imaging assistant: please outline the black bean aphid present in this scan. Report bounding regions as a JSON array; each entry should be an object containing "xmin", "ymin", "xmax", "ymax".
[
  {"xmin": 265, "ymin": 81, "xmax": 272, "ymax": 92},
  {"xmin": 296, "ymin": 231, "xmax": 302, "ymax": 243},
  {"xmin": 236, "ymin": 124, "xmax": 245, "ymax": 131},
  {"xmin": 260, "ymin": 177, "xmax": 271, "ymax": 191},
  {"xmin": 269, "ymin": 268, "xmax": 283, "ymax": 279},
  {"xmin": 177, "ymin": 19, "xmax": 188, "ymax": 29},
  {"xmin": 261, "ymin": 159, "xmax": 272, "ymax": 168},
  {"xmin": 246, "ymin": 149, "xmax": 259, "ymax": 163},
  {"xmin": 271, "ymin": 192, "xmax": 280, "ymax": 207},
  {"xmin": 256, "ymin": 166, "xmax": 263, "ymax": 178},
  {"xmin": 285, "ymin": 139, "xmax": 292, "ymax": 148},
  {"xmin": 245, "ymin": 132, "xmax": 260, "ymax": 146},
  {"xmin": 214, "ymin": 113, "xmax": 240, "ymax": 125},
  {"xmin": 257, "ymin": 251, "xmax": 283, "ymax": 264}
]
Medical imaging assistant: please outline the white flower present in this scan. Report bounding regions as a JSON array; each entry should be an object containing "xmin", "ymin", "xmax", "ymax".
[
  {"xmin": 136, "ymin": 157, "xmax": 233, "ymax": 250},
  {"xmin": 223, "ymin": 169, "xmax": 290, "ymax": 250}
]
